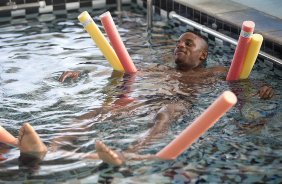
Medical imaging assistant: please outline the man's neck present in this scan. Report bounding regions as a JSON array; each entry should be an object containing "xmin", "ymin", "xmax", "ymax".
[{"xmin": 176, "ymin": 64, "xmax": 204, "ymax": 72}]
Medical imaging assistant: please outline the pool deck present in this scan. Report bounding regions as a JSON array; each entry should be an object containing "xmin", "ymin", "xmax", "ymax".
[
  {"xmin": 177, "ymin": 0, "xmax": 282, "ymax": 45},
  {"xmin": 175, "ymin": 0, "xmax": 282, "ymax": 54}
]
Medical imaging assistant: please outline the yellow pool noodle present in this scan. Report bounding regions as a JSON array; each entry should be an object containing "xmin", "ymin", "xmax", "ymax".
[
  {"xmin": 239, "ymin": 34, "xmax": 263, "ymax": 79},
  {"xmin": 78, "ymin": 11, "xmax": 124, "ymax": 72}
]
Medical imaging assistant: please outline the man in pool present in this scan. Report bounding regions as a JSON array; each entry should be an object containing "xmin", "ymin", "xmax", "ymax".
[
  {"xmin": 59, "ymin": 31, "xmax": 272, "ymax": 162},
  {"xmin": 1, "ymin": 32, "xmax": 273, "ymax": 166}
]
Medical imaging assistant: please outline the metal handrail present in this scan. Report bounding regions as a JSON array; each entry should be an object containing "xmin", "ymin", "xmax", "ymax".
[
  {"xmin": 147, "ymin": 0, "xmax": 153, "ymax": 32},
  {"xmin": 117, "ymin": 0, "xmax": 122, "ymax": 12},
  {"xmin": 169, "ymin": 11, "xmax": 282, "ymax": 66}
]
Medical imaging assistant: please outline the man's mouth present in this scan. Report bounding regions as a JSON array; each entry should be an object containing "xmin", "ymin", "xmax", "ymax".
[
  {"xmin": 175, "ymin": 59, "xmax": 183, "ymax": 64},
  {"xmin": 174, "ymin": 50, "xmax": 186, "ymax": 55}
]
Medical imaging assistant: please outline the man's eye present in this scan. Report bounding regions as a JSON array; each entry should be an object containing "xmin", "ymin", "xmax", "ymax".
[
  {"xmin": 185, "ymin": 41, "xmax": 192, "ymax": 46},
  {"xmin": 176, "ymin": 40, "xmax": 180, "ymax": 45}
]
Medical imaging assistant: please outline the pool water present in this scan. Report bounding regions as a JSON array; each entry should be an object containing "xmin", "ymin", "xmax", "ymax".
[{"xmin": 0, "ymin": 4, "xmax": 281, "ymax": 184}]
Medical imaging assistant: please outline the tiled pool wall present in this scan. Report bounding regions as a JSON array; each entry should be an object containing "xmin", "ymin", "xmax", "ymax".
[
  {"xmin": 0, "ymin": 0, "xmax": 131, "ymax": 20},
  {"xmin": 0, "ymin": 0, "xmax": 281, "ymax": 75}
]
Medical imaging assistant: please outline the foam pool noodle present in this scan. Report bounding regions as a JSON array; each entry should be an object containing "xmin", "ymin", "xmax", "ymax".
[
  {"xmin": 0, "ymin": 125, "xmax": 18, "ymax": 147},
  {"xmin": 156, "ymin": 91, "xmax": 237, "ymax": 160},
  {"xmin": 226, "ymin": 21, "xmax": 255, "ymax": 81},
  {"xmin": 100, "ymin": 11, "xmax": 137, "ymax": 74},
  {"xmin": 78, "ymin": 11, "xmax": 124, "ymax": 72},
  {"xmin": 239, "ymin": 34, "xmax": 263, "ymax": 79}
]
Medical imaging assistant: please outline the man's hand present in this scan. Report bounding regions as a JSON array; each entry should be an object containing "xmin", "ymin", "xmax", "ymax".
[
  {"xmin": 258, "ymin": 85, "xmax": 274, "ymax": 99},
  {"xmin": 59, "ymin": 71, "xmax": 81, "ymax": 82}
]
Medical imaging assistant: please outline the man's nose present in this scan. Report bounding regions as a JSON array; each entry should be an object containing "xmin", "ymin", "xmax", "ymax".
[{"xmin": 177, "ymin": 41, "xmax": 185, "ymax": 48}]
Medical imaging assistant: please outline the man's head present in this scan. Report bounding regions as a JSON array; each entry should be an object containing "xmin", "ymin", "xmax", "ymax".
[{"xmin": 174, "ymin": 32, "xmax": 208, "ymax": 70}]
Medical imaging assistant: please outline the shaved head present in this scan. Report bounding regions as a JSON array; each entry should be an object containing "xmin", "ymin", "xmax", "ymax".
[{"xmin": 174, "ymin": 32, "xmax": 208, "ymax": 70}]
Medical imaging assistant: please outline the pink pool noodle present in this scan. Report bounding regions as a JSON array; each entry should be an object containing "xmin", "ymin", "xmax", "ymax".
[
  {"xmin": 156, "ymin": 91, "xmax": 237, "ymax": 160},
  {"xmin": 0, "ymin": 125, "xmax": 18, "ymax": 146},
  {"xmin": 100, "ymin": 11, "xmax": 137, "ymax": 73},
  {"xmin": 226, "ymin": 21, "xmax": 255, "ymax": 81}
]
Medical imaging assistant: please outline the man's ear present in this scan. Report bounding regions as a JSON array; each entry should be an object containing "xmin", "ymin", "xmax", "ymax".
[{"xmin": 200, "ymin": 50, "xmax": 208, "ymax": 61}]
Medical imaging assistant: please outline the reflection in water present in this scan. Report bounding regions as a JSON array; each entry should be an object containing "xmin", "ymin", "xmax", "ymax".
[
  {"xmin": 77, "ymin": 71, "xmax": 137, "ymax": 121},
  {"xmin": 0, "ymin": 4, "xmax": 282, "ymax": 184},
  {"xmin": 18, "ymin": 153, "xmax": 42, "ymax": 173}
]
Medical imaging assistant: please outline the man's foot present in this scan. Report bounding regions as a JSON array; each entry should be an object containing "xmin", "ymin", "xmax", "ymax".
[
  {"xmin": 18, "ymin": 123, "xmax": 47, "ymax": 159},
  {"xmin": 0, "ymin": 125, "xmax": 18, "ymax": 146},
  {"xmin": 95, "ymin": 140, "xmax": 125, "ymax": 166}
]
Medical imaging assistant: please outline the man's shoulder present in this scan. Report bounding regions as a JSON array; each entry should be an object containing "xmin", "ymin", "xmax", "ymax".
[
  {"xmin": 205, "ymin": 66, "xmax": 228, "ymax": 74},
  {"xmin": 141, "ymin": 64, "xmax": 174, "ymax": 73}
]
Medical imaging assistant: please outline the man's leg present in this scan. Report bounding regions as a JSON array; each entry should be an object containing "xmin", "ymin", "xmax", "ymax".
[{"xmin": 127, "ymin": 103, "xmax": 185, "ymax": 152}]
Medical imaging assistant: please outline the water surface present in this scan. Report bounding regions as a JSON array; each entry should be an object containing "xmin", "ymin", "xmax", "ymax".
[{"xmin": 0, "ymin": 5, "xmax": 281, "ymax": 184}]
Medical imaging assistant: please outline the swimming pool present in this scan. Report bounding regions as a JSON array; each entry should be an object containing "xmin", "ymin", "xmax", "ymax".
[{"xmin": 0, "ymin": 4, "xmax": 281, "ymax": 184}]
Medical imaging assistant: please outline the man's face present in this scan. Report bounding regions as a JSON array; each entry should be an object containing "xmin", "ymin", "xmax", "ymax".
[{"xmin": 174, "ymin": 32, "xmax": 205, "ymax": 70}]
